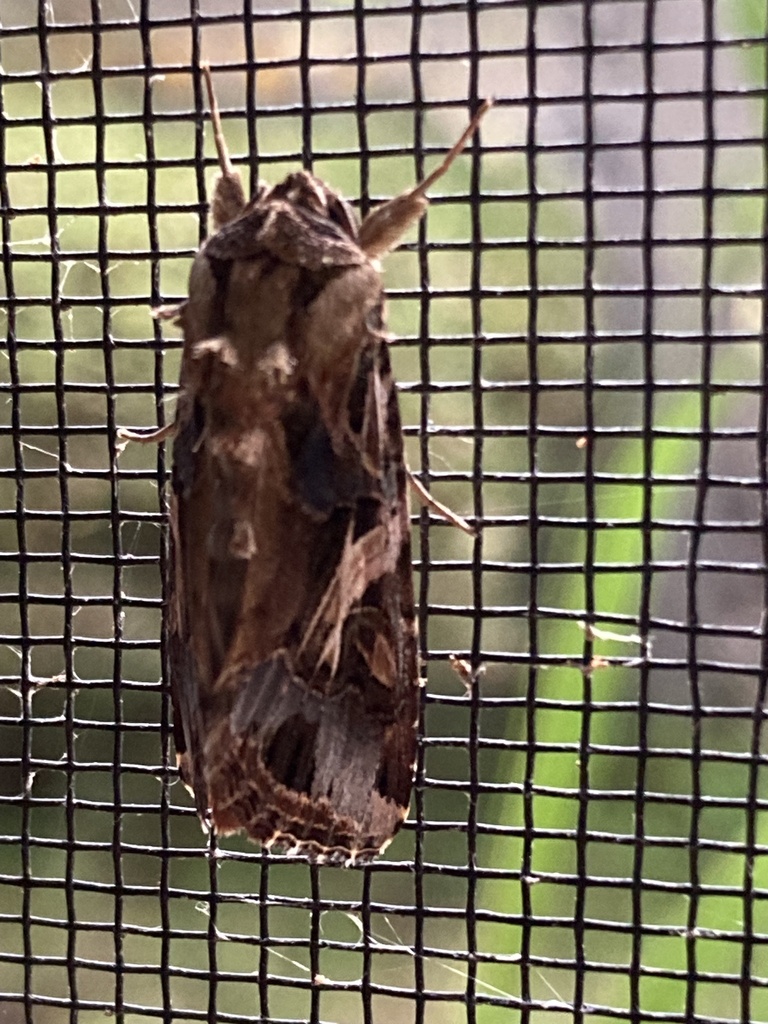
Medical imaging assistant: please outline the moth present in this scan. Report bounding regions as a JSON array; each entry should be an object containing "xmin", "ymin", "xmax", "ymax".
[{"xmin": 125, "ymin": 68, "xmax": 489, "ymax": 864}]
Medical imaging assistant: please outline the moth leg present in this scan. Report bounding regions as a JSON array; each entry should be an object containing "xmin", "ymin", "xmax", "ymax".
[
  {"xmin": 151, "ymin": 302, "xmax": 185, "ymax": 325},
  {"xmin": 359, "ymin": 98, "xmax": 493, "ymax": 260},
  {"xmin": 117, "ymin": 421, "xmax": 178, "ymax": 445},
  {"xmin": 201, "ymin": 63, "xmax": 248, "ymax": 229},
  {"xmin": 407, "ymin": 469, "xmax": 476, "ymax": 536}
]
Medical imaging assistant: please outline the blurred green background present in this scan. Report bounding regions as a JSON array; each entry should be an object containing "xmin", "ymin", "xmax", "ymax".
[{"xmin": 1, "ymin": 1, "xmax": 767, "ymax": 1022}]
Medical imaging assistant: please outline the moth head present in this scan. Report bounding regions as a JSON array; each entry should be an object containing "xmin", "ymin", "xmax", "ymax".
[{"xmin": 266, "ymin": 171, "xmax": 361, "ymax": 242}]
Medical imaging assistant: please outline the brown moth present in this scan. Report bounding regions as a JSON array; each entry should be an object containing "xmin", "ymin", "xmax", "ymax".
[{"xmin": 126, "ymin": 68, "xmax": 489, "ymax": 864}]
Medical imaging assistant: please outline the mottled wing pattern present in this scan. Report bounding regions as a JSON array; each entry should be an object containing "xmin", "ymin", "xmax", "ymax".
[{"xmin": 168, "ymin": 174, "xmax": 419, "ymax": 862}]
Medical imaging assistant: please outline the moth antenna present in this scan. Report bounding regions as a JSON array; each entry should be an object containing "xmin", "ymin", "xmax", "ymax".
[
  {"xmin": 359, "ymin": 98, "xmax": 493, "ymax": 260},
  {"xmin": 201, "ymin": 62, "xmax": 235, "ymax": 178},
  {"xmin": 411, "ymin": 97, "xmax": 494, "ymax": 200},
  {"xmin": 201, "ymin": 62, "xmax": 247, "ymax": 227}
]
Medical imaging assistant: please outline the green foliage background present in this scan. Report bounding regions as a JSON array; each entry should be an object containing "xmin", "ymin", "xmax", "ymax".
[{"xmin": 1, "ymin": 2, "xmax": 767, "ymax": 1023}]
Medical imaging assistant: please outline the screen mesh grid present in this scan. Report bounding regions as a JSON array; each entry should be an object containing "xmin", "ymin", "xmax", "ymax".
[{"xmin": 0, "ymin": 2, "xmax": 766, "ymax": 1023}]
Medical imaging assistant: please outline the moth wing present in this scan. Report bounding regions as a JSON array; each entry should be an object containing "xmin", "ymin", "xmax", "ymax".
[
  {"xmin": 205, "ymin": 332, "xmax": 419, "ymax": 861},
  {"xmin": 169, "ymin": 235, "xmax": 418, "ymax": 861}
]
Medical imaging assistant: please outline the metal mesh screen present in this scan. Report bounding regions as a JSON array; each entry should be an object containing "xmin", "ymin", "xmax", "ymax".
[{"xmin": 1, "ymin": 1, "xmax": 767, "ymax": 1021}]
